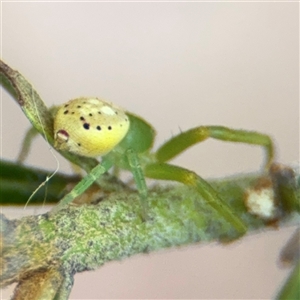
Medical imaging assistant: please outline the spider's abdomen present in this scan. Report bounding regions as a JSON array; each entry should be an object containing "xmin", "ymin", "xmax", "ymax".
[{"xmin": 54, "ymin": 97, "xmax": 130, "ymax": 157}]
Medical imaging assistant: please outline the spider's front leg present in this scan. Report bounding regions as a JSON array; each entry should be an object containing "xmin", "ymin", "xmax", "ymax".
[
  {"xmin": 51, "ymin": 159, "xmax": 113, "ymax": 213},
  {"xmin": 156, "ymin": 126, "xmax": 274, "ymax": 170}
]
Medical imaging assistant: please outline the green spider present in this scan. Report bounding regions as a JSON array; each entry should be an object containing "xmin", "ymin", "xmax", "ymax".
[{"xmin": 52, "ymin": 97, "xmax": 274, "ymax": 235}]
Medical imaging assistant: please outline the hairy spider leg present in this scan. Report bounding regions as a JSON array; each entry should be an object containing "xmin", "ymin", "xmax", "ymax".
[
  {"xmin": 17, "ymin": 127, "xmax": 39, "ymax": 163},
  {"xmin": 51, "ymin": 159, "xmax": 113, "ymax": 213},
  {"xmin": 126, "ymin": 148, "xmax": 148, "ymax": 220},
  {"xmin": 18, "ymin": 107, "xmax": 59, "ymax": 163},
  {"xmin": 144, "ymin": 162, "xmax": 247, "ymax": 235},
  {"xmin": 156, "ymin": 126, "xmax": 274, "ymax": 170}
]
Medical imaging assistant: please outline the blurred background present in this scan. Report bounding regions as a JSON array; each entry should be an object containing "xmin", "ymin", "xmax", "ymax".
[{"xmin": 1, "ymin": 1, "xmax": 298, "ymax": 299}]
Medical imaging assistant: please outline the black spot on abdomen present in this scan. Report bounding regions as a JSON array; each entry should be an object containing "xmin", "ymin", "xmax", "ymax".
[{"xmin": 83, "ymin": 123, "xmax": 90, "ymax": 130}]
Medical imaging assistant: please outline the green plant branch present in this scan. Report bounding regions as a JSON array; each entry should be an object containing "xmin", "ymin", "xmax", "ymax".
[{"xmin": 0, "ymin": 166, "xmax": 298, "ymax": 299}]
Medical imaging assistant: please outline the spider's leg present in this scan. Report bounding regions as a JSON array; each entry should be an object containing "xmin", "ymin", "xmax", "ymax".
[
  {"xmin": 126, "ymin": 148, "xmax": 148, "ymax": 220},
  {"xmin": 144, "ymin": 162, "xmax": 247, "ymax": 236},
  {"xmin": 156, "ymin": 126, "xmax": 274, "ymax": 170},
  {"xmin": 17, "ymin": 126, "xmax": 39, "ymax": 163},
  {"xmin": 51, "ymin": 159, "xmax": 113, "ymax": 213},
  {"xmin": 18, "ymin": 106, "xmax": 60, "ymax": 163}
]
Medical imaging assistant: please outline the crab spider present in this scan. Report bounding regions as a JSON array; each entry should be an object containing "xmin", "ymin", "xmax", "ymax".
[{"xmin": 53, "ymin": 97, "xmax": 274, "ymax": 235}]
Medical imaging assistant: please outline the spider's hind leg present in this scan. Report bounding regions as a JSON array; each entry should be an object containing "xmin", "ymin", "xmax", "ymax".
[{"xmin": 144, "ymin": 162, "xmax": 247, "ymax": 236}]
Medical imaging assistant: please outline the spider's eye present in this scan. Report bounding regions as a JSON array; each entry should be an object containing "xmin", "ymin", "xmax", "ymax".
[{"xmin": 56, "ymin": 129, "xmax": 69, "ymax": 142}]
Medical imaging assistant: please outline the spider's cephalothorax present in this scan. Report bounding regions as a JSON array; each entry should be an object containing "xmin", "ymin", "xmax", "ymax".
[{"xmin": 54, "ymin": 97, "xmax": 130, "ymax": 157}]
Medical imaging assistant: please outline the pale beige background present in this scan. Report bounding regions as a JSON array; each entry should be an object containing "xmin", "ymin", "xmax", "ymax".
[{"xmin": 0, "ymin": 1, "xmax": 299, "ymax": 299}]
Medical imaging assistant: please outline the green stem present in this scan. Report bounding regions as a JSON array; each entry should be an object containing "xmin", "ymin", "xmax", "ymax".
[{"xmin": 1, "ymin": 167, "xmax": 299, "ymax": 299}]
